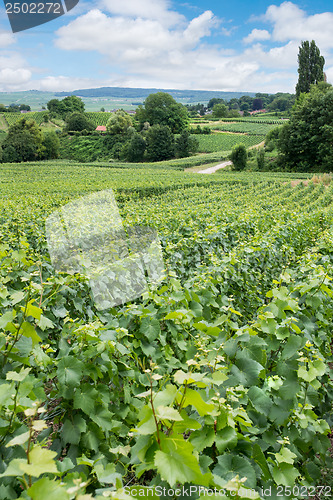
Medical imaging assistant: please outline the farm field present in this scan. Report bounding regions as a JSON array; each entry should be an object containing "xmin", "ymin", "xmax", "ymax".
[
  {"xmin": 0, "ymin": 112, "xmax": 49, "ymax": 128},
  {"xmin": 195, "ymin": 133, "xmax": 266, "ymax": 152},
  {"xmin": 210, "ymin": 122, "xmax": 280, "ymax": 135},
  {"xmin": 0, "ymin": 161, "xmax": 332, "ymax": 498}
]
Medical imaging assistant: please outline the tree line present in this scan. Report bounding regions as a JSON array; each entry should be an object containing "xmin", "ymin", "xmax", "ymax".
[
  {"xmin": 0, "ymin": 103, "xmax": 31, "ymax": 113},
  {"xmin": 229, "ymin": 40, "xmax": 330, "ymax": 172},
  {"xmin": 0, "ymin": 92, "xmax": 198, "ymax": 163}
]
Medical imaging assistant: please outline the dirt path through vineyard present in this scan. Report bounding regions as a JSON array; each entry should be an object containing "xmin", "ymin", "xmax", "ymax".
[{"xmin": 196, "ymin": 140, "xmax": 265, "ymax": 174}]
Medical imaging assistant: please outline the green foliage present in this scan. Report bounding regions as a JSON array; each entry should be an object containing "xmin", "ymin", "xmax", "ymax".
[
  {"xmin": 59, "ymin": 135, "xmax": 112, "ymax": 162},
  {"xmin": 2, "ymin": 118, "xmax": 43, "ymax": 163},
  {"xmin": 230, "ymin": 144, "xmax": 247, "ymax": 170},
  {"xmin": 175, "ymin": 130, "xmax": 198, "ymax": 158},
  {"xmin": 41, "ymin": 132, "xmax": 60, "ymax": 160},
  {"xmin": 123, "ymin": 133, "xmax": 146, "ymax": 162},
  {"xmin": 65, "ymin": 112, "xmax": 95, "ymax": 132},
  {"xmin": 106, "ymin": 110, "xmax": 133, "ymax": 135},
  {"xmin": 195, "ymin": 134, "xmax": 265, "ymax": 153},
  {"xmin": 145, "ymin": 124, "xmax": 175, "ymax": 161},
  {"xmin": 2, "ymin": 112, "xmax": 48, "ymax": 127},
  {"xmin": 47, "ymin": 96, "xmax": 85, "ymax": 118},
  {"xmin": 0, "ymin": 163, "xmax": 333, "ymax": 497},
  {"xmin": 265, "ymin": 126, "xmax": 281, "ymax": 152},
  {"xmin": 256, "ymin": 148, "xmax": 265, "ymax": 169},
  {"xmin": 277, "ymin": 83, "xmax": 333, "ymax": 171},
  {"xmin": 296, "ymin": 40, "xmax": 325, "ymax": 97},
  {"xmin": 136, "ymin": 92, "xmax": 189, "ymax": 133},
  {"xmin": 213, "ymin": 103, "xmax": 228, "ymax": 118},
  {"xmin": 85, "ymin": 112, "xmax": 111, "ymax": 127},
  {"xmin": 211, "ymin": 122, "xmax": 281, "ymax": 136},
  {"xmin": 267, "ymin": 94, "xmax": 295, "ymax": 112}
]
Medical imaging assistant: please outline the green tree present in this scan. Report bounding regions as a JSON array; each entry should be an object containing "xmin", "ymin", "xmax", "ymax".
[
  {"xmin": 47, "ymin": 96, "xmax": 85, "ymax": 118},
  {"xmin": 256, "ymin": 148, "xmax": 265, "ymax": 170},
  {"xmin": 227, "ymin": 109, "xmax": 241, "ymax": 118},
  {"xmin": 230, "ymin": 144, "xmax": 247, "ymax": 171},
  {"xmin": 252, "ymin": 98, "xmax": 263, "ymax": 111},
  {"xmin": 42, "ymin": 132, "xmax": 60, "ymax": 159},
  {"xmin": 136, "ymin": 92, "xmax": 189, "ymax": 133},
  {"xmin": 175, "ymin": 130, "xmax": 199, "ymax": 158},
  {"xmin": 145, "ymin": 124, "xmax": 175, "ymax": 161},
  {"xmin": 123, "ymin": 133, "xmax": 146, "ymax": 162},
  {"xmin": 212, "ymin": 103, "xmax": 228, "ymax": 118},
  {"xmin": 207, "ymin": 97, "xmax": 225, "ymax": 110},
  {"xmin": 278, "ymin": 82, "xmax": 333, "ymax": 171},
  {"xmin": 106, "ymin": 110, "xmax": 133, "ymax": 135},
  {"xmin": 295, "ymin": 40, "xmax": 325, "ymax": 98},
  {"xmin": 265, "ymin": 126, "xmax": 281, "ymax": 152},
  {"xmin": 66, "ymin": 112, "xmax": 94, "ymax": 132},
  {"xmin": 2, "ymin": 118, "xmax": 43, "ymax": 162},
  {"xmin": 47, "ymin": 98, "xmax": 62, "ymax": 115}
]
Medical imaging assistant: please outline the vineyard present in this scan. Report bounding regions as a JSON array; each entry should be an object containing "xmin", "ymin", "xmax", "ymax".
[
  {"xmin": 1, "ymin": 112, "xmax": 48, "ymax": 127},
  {"xmin": 195, "ymin": 133, "xmax": 266, "ymax": 152},
  {"xmin": 0, "ymin": 111, "xmax": 111, "ymax": 129},
  {"xmin": 0, "ymin": 161, "xmax": 332, "ymax": 499},
  {"xmin": 85, "ymin": 112, "xmax": 112, "ymax": 127},
  {"xmin": 210, "ymin": 122, "xmax": 281, "ymax": 135}
]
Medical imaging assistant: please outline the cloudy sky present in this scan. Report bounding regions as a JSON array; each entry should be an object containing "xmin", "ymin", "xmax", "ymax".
[{"xmin": 0, "ymin": 0, "xmax": 332, "ymax": 93}]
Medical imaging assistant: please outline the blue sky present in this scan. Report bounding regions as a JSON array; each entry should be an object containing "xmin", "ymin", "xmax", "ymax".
[{"xmin": 0, "ymin": 0, "xmax": 332, "ymax": 93}]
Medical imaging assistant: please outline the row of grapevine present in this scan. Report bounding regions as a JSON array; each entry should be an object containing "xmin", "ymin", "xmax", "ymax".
[
  {"xmin": 195, "ymin": 133, "xmax": 266, "ymax": 152},
  {"xmin": 211, "ymin": 121, "xmax": 281, "ymax": 135},
  {"xmin": 1, "ymin": 111, "xmax": 48, "ymax": 127},
  {"xmin": 85, "ymin": 111, "xmax": 112, "ymax": 126},
  {"xmin": 0, "ymin": 161, "xmax": 332, "ymax": 498}
]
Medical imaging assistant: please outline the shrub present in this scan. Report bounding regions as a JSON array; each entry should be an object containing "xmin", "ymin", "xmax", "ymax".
[
  {"xmin": 230, "ymin": 143, "xmax": 247, "ymax": 171},
  {"xmin": 175, "ymin": 130, "xmax": 199, "ymax": 158},
  {"xmin": 42, "ymin": 131, "xmax": 60, "ymax": 159},
  {"xmin": 124, "ymin": 133, "xmax": 146, "ymax": 162},
  {"xmin": 66, "ymin": 112, "xmax": 95, "ymax": 132},
  {"xmin": 145, "ymin": 125, "xmax": 175, "ymax": 161},
  {"xmin": 256, "ymin": 148, "xmax": 265, "ymax": 170}
]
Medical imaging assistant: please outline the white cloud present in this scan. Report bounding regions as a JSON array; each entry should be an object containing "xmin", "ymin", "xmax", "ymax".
[
  {"xmin": 37, "ymin": 76, "xmax": 97, "ymax": 91},
  {"xmin": 0, "ymin": 68, "xmax": 31, "ymax": 86},
  {"xmin": 54, "ymin": 4, "xmax": 297, "ymax": 92},
  {"xmin": 264, "ymin": 1, "xmax": 333, "ymax": 51},
  {"xmin": 99, "ymin": 0, "xmax": 183, "ymax": 26},
  {"xmin": 0, "ymin": 50, "xmax": 32, "ymax": 90},
  {"xmin": 2, "ymin": 1, "xmax": 333, "ymax": 93},
  {"xmin": 0, "ymin": 30, "xmax": 15, "ymax": 48},
  {"xmin": 243, "ymin": 29, "xmax": 271, "ymax": 44}
]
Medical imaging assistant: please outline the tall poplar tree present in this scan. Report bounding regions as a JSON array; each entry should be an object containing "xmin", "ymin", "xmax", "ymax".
[{"xmin": 295, "ymin": 40, "xmax": 325, "ymax": 97}]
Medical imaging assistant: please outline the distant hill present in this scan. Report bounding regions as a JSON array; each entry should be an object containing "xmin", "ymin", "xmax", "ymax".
[
  {"xmin": 0, "ymin": 87, "xmax": 258, "ymax": 111},
  {"xmin": 54, "ymin": 86, "xmax": 256, "ymax": 103}
]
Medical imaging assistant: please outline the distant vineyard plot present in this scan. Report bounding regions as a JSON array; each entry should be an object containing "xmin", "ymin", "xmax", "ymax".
[
  {"xmin": 85, "ymin": 112, "xmax": 112, "ymax": 127},
  {"xmin": 195, "ymin": 133, "xmax": 266, "ymax": 152},
  {"xmin": 211, "ymin": 122, "xmax": 280, "ymax": 135},
  {"xmin": 1, "ymin": 112, "xmax": 48, "ymax": 127}
]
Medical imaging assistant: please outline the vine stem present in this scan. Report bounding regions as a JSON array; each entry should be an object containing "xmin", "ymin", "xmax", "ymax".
[
  {"xmin": 0, "ymin": 382, "xmax": 20, "ymax": 446},
  {"xmin": 150, "ymin": 378, "xmax": 161, "ymax": 449},
  {"xmin": 1, "ymin": 284, "xmax": 31, "ymax": 368},
  {"xmin": 38, "ymin": 262, "xmax": 44, "ymax": 308}
]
